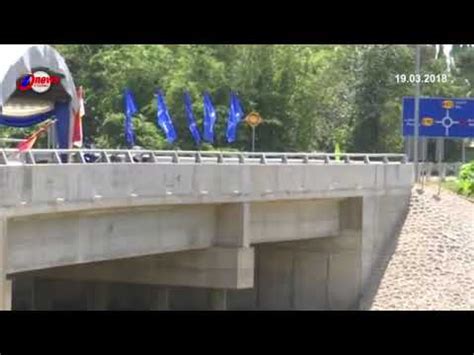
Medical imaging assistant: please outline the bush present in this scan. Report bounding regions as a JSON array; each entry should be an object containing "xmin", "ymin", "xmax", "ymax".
[{"xmin": 457, "ymin": 161, "xmax": 474, "ymax": 197}]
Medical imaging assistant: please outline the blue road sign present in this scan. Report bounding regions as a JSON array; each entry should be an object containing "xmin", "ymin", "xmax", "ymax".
[{"xmin": 402, "ymin": 97, "xmax": 474, "ymax": 138}]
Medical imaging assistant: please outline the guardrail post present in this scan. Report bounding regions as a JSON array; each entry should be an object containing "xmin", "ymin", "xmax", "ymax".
[
  {"xmin": 441, "ymin": 163, "xmax": 447, "ymax": 181},
  {"xmin": 172, "ymin": 151, "xmax": 179, "ymax": 163},
  {"xmin": 455, "ymin": 162, "xmax": 461, "ymax": 176},
  {"xmin": 147, "ymin": 152, "xmax": 156, "ymax": 163},
  {"xmin": 78, "ymin": 151, "xmax": 86, "ymax": 163},
  {"xmin": 383, "ymin": 156, "xmax": 389, "ymax": 164},
  {"xmin": 0, "ymin": 150, "xmax": 7, "ymax": 165},
  {"xmin": 364, "ymin": 155, "xmax": 370, "ymax": 164},
  {"xmin": 260, "ymin": 154, "xmax": 267, "ymax": 165},
  {"xmin": 303, "ymin": 154, "xmax": 309, "ymax": 164},
  {"xmin": 217, "ymin": 153, "xmax": 224, "ymax": 164},
  {"xmin": 344, "ymin": 155, "xmax": 350, "ymax": 164},
  {"xmin": 54, "ymin": 151, "xmax": 63, "ymax": 164},
  {"xmin": 195, "ymin": 152, "xmax": 202, "ymax": 163},
  {"xmin": 102, "ymin": 152, "xmax": 110, "ymax": 163},
  {"xmin": 238, "ymin": 154, "xmax": 245, "ymax": 164},
  {"xmin": 25, "ymin": 151, "xmax": 35, "ymax": 165},
  {"xmin": 282, "ymin": 154, "xmax": 288, "ymax": 164},
  {"xmin": 324, "ymin": 155, "xmax": 330, "ymax": 164}
]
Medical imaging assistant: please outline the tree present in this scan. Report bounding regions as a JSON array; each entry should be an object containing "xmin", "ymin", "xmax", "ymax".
[{"xmin": 38, "ymin": 44, "xmax": 472, "ymax": 155}]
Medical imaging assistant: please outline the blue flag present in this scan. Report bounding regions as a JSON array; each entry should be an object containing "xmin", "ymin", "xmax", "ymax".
[
  {"xmin": 124, "ymin": 88, "xmax": 138, "ymax": 147},
  {"xmin": 156, "ymin": 91, "xmax": 177, "ymax": 143},
  {"xmin": 203, "ymin": 92, "xmax": 217, "ymax": 143},
  {"xmin": 226, "ymin": 92, "xmax": 244, "ymax": 143},
  {"xmin": 184, "ymin": 91, "xmax": 201, "ymax": 145}
]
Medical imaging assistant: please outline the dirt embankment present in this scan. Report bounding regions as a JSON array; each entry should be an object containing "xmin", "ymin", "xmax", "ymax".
[{"xmin": 368, "ymin": 185, "xmax": 473, "ymax": 310}]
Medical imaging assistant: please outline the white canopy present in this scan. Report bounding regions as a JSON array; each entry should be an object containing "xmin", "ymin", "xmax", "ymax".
[{"xmin": 0, "ymin": 45, "xmax": 78, "ymax": 112}]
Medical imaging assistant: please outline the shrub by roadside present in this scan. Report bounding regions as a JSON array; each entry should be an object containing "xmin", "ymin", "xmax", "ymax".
[{"xmin": 457, "ymin": 161, "xmax": 474, "ymax": 197}]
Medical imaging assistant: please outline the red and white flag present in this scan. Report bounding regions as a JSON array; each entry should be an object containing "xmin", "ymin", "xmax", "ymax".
[
  {"xmin": 72, "ymin": 86, "xmax": 85, "ymax": 148},
  {"xmin": 17, "ymin": 120, "xmax": 55, "ymax": 152}
]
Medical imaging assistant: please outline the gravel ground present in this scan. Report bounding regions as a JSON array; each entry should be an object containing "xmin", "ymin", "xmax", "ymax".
[{"xmin": 368, "ymin": 184, "xmax": 473, "ymax": 310}]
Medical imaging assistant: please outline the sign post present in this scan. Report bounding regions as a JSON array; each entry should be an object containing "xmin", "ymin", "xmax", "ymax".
[
  {"xmin": 245, "ymin": 112, "xmax": 263, "ymax": 152},
  {"xmin": 251, "ymin": 126, "xmax": 256, "ymax": 152},
  {"xmin": 414, "ymin": 45, "xmax": 421, "ymax": 182},
  {"xmin": 462, "ymin": 139, "xmax": 466, "ymax": 163}
]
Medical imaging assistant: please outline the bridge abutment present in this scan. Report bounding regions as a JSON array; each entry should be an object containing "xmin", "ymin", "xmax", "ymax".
[{"xmin": 0, "ymin": 218, "xmax": 12, "ymax": 310}]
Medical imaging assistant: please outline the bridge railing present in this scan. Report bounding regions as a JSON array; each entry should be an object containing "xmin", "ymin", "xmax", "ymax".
[
  {"xmin": 0, "ymin": 149, "xmax": 408, "ymax": 166},
  {"xmin": 419, "ymin": 162, "xmax": 464, "ymax": 180}
]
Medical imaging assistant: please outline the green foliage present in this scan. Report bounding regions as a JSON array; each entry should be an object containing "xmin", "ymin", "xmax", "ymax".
[
  {"xmin": 0, "ymin": 124, "xmax": 49, "ymax": 148},
  {"xmin": 457, "ymin": 161, "xmax": 474, "ymax": 196},
  {"xmin": 94, "ymin": 112, "xmax": 167, "ymax": 150}
]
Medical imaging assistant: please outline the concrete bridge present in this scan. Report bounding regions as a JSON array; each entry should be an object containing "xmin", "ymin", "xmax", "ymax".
[{"xmin": 0, "ymin": 149, "xmax": 413, "ymax": 310}]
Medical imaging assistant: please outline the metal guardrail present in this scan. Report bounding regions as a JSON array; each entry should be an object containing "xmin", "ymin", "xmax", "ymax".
[
  {"xmin": 419, "ymin": 162, "xmax": 464, "ymax": 180},
  {"xmin": 0, "ymin": 149, "xmax": 408, "ymax": 166}
]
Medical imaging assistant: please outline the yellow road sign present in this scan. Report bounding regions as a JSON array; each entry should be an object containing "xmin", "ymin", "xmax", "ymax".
[
  {"xmin": 245, "ymin": 112, "xmax": 263, "ymax": 127},
  {"xmin": 421, "ymin": 117, "xmax": 434, "ymax": 126},
  {"xmin": 442, "ymin": 100, "xmax": 454, "ymax": 109}
]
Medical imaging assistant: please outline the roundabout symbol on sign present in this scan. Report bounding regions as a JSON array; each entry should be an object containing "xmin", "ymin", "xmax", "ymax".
[{"xmin": 436, "ymin": 102, "xmax": 459, "ymax": 136}]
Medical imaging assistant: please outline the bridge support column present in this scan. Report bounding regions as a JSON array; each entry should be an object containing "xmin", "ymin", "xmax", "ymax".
[
  {"xmin": 87, "ymin": 283, "xmax": 109, "ymax": 310},
  {"xmin": 0, "ymin": 218, "xmax": 12, "ymax": 310},
  {"xmin": 333, "ymin": 198, "xmax": 362, "ymax": 309},
  {"xmin": 11, "ymin": 276, "xmax": 35, "ymax": 310},
  {"xmin": 252, "ymin": 198, "xmax": 363, "ymax": 310},
  {"xmin": 255, "ymin": 234, "xmax": 361, "ymax": 310},
  {"xmin": 209, "ymin": 289, "xmax": 227, "ymax": 310},
  {"xmin": 150, "ymin": 287, "xmax": 170, "ymax": 310}
]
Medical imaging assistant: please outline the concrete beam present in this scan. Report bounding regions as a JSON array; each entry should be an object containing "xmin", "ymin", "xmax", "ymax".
[
  {"xmin": 6, "ymin": 204, "xmax": 216, "ymax": 274},
  {"xmin": 24, "ymin": 247, "xmax": 255, "ymax": 290},
  {"xmin": 0, "ymin": 163, "xmax": 414, "ymax": 217},
  {"xmin": 249, "ymin": 199, "xmax": 340, "ymax": 244},
  {"xmin": 216, "ymin": 202, "xmax": 250, "ymax": 247}
]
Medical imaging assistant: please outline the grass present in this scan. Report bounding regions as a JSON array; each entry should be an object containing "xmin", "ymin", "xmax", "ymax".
[
  {"xmin": 441, "ymin": 180, "xmax": 459, "ymax": 194},
  {"xmin": 437, "ymin": 179, "xmax": 474, "ymax": 202}
]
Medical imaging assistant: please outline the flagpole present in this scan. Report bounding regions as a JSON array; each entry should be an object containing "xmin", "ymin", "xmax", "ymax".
[{"xmin": 48, "ymin": 121, "xmax": 57, "ymax": 148}]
